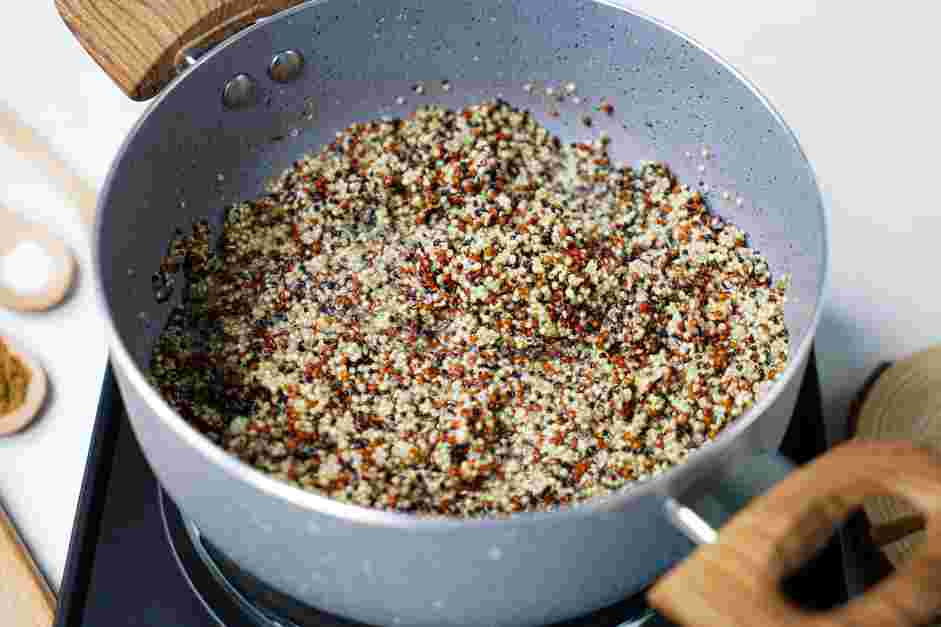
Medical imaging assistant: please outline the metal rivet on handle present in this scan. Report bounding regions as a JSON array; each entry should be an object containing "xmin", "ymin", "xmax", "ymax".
[
  {"xmin": 222, "ymin": 74, "xmax": 257, "ymax": 109},
  {"xmin": 269, "ymin": 50, "xmax": 305, "ymax": 83}
]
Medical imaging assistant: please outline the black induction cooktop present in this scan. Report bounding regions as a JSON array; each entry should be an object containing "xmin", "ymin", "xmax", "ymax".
[{"xmin": 54, "ymin": 353, "xmax": 852, "ymax": 627}]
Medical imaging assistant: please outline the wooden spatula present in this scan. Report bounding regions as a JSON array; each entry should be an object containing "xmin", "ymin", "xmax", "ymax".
[{"xmin": 0, "ymin": 499, "xmax": 55, "ymax": 627}]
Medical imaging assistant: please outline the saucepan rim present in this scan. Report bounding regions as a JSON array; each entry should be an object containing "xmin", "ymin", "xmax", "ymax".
[{"xmin": 94, "ymin": 0, "xmax": 831, "ymax": 530}]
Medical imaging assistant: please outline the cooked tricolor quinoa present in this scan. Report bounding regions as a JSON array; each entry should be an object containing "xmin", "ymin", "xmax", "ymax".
[{"xmin": 150, "ymin": 99, "xmax": 789, "ymax": 516}]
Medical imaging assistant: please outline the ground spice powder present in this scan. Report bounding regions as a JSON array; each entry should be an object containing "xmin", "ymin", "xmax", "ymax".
[{"xmin": 0, "ymin": 339, "xmax": 31, "ymax": 415}]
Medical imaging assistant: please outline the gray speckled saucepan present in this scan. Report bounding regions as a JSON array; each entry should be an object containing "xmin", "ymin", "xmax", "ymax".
[{"xmin": 66, "ymin": 1, "xmax": 828, "ymax": 625}]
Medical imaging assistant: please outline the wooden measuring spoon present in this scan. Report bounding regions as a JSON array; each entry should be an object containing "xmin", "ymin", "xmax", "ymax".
[
  {"xmin": 0, "ymin": 334, "xmax": 47, "ymax": 436},
  {"xmin": 0, "ymin": 102, "xmax": 96, "ymax": 230},
  {"xmin": 0, "ymin": 207, "xmax": 76, "ymax": 313},
  {"xmin": 0, "ymin": 335, "xmax": 53, "ymax": 626},
  {"xmin": 0, "ymin": 102, "xmax": 90, "ymax": 313}
]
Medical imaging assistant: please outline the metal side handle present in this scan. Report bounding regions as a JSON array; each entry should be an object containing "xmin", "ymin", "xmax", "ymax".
[{"xmin": 665, "ymin": 451, "xmax": 794, "ymax": 547}]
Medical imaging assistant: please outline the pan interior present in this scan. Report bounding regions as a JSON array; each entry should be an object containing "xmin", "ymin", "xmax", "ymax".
[{"xmin": 99, "ymin": 0, "xmax": 825, "ymax": 424}]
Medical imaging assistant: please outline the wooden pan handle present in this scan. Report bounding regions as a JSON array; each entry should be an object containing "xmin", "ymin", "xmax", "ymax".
[
  {"xmin": 55, "ymin": 0, "xmax": 308, "ymax": 100},
  {"xmin": 649, "ymin": 440, "xmax": 941, "ymax": 627},
  {"xmin": 0, "ymin": 502, "xmax": 55, "ymax": 627}
]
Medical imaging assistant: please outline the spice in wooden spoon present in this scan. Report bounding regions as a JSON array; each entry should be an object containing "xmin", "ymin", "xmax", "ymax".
[{"xmin": 0, "ymin": 336, "xmax": 46, "ymax": 436}]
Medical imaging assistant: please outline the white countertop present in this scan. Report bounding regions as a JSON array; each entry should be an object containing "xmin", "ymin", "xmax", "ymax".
[{"xmin": 1, "ymin": 0, "xmax": 940, "ymax": 594}]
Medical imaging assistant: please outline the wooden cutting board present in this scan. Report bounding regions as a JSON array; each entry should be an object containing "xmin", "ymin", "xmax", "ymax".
[{"xmin": 850, "ymin": 345, "xmax": 941, "ymax": 626}]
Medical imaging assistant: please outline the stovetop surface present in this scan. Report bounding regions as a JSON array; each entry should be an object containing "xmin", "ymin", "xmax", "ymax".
[{"xmin": 54, "ymin": 355, "xmax": 857, "ymax": 626}]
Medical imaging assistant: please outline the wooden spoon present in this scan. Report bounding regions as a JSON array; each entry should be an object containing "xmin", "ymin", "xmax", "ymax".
[
  {"xmin": 0, "ymin": 102, "xmax": 96, "ymax": 230},
  {"xmin": 0, "ymin": 102, "xmax": 91, "ymax": 313},
  {"xmin": 0, "ymin": 334, "xmax": 47, "ymax": 436},
  {"xmin": 0, "ymin": 207, "xmax": 76, "ymax": 313},
  {"xmin": 0, "ymin": 335, "xmax": 53, "ymax": 626}
]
